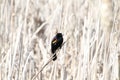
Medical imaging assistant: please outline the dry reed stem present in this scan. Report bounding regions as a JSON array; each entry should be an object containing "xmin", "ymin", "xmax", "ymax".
[
  {"xmin": 32, "ymin": 41, "xmax": 66, "ymax": 80},
  {"xmin": 32, "ymin": 53, "xmax": 55, "ymax": 80}
]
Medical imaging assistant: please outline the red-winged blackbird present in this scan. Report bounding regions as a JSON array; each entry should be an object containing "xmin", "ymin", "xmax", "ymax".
[{"xmin": 51, "ymin": 33, "xmax": 63, "ymax": 61}]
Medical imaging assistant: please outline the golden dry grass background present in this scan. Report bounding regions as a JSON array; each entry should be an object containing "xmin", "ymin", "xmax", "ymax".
[{"xmin": 0, "ymin": 0, "xmax": 120, "ymax": 80}]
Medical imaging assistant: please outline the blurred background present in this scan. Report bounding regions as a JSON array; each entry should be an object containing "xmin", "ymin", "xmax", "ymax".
[{"xmin": 0, "ymin": 0, "xmax": 120, "ymax": 80}]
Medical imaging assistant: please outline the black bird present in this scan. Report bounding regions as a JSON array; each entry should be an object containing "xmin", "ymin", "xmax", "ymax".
[{"xmin": 51, "ymin": 33, "xmax": 63, "ymax": 61}]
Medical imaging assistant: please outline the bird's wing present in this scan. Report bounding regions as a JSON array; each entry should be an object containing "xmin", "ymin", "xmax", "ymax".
[{"xmin": 52, "ymin": 37, "xmax": 58, "ymax": 44}]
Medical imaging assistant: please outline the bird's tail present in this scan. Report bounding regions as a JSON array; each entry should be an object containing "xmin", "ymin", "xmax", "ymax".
[{"xmin": 53, "ymin": 54, "xmax": 57, "ymax": 61}]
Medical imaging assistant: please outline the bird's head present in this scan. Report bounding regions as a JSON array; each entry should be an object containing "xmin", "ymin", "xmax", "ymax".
[{"xmin": 56, "ymin": 33, "xmax": 63, "ymax": 38}]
